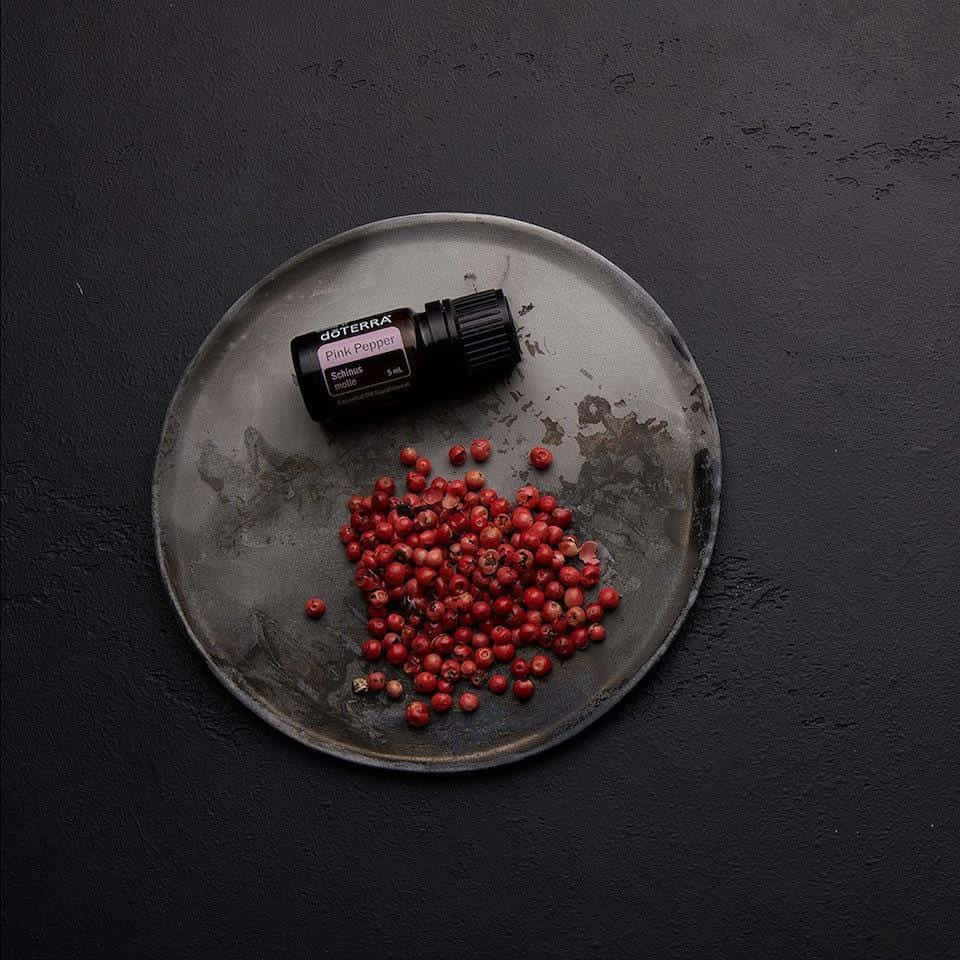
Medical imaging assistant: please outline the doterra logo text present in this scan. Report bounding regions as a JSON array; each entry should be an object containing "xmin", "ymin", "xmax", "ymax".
[{"xmin": 319, "ymin": 314, "xmax": 392, "ymax": 342}]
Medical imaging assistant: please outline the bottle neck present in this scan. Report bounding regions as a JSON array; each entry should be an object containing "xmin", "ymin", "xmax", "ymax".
[{"xmin": 414, "ymin": 300, "xmax": 464, "ymax": 379}]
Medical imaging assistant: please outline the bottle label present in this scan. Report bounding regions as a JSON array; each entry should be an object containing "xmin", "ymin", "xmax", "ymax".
[{"xmin": 316, "ymin": 317, "xmax": 410, "ymax": 399}]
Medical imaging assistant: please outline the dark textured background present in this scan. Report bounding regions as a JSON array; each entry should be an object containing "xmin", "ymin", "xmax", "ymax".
[{"xmin": 3, "ymin": 2, "xmax": 959, "ymax": 957}]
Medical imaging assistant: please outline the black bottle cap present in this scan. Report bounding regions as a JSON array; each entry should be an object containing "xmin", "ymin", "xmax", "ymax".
[{"xmin": 423, "ymin": 288, "xmax": 521, "ymax": 381}]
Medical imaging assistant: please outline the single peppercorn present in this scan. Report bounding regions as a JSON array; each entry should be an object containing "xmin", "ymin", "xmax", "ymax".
[
  {"xmin": 571, "ymin": 627, "xmax": 590, "ymax": 650},
  {"xmin": 581, "ymin": 564, "xmax": 601, "ymax": 588},
  {"xmin": 405, "ymin": 701, "xmax": 430, "ymax": 728},
  {"xmin": 587, "ymin": 623, "xmax": 607, "ymax": 644},
  {"xmin": 598, "ymin": 587, "xmax": 620, "ymax": 610},
  {"xmin": 529, "ymin": 446, "xmax": 553, "ymax": 470},
  {"xmin": 399, "ymin": 446, "xmax": 419, "ymax": 467},
  {"xmin": 304, "ymin": 597, "xmax": 326, "ymax": 619},
  {"xmin": 406, "ymin": 471, "xmax": 426, "ymax": 493},
  {"xmin": 470, "ymin": 438, "xmax": 492, "ymax": 462},
  {"xmin": 513, "ymin": 678, "xmax": 535, "ymax": 701},
  {"xmin": 585, "ymin": 603, "xmax": 604, "ymax": 623},
  {"xmin": 464, "ymin": 469, "xmax": 486, "ymax": 491},
  {"xmin": 414, "ymin": 671, "xmax": 438, "ymax": 694},
  {"xmin": 385, "ymin": 642, "xmax": 409, "ymax": 665},
  {"xmin": 367, "ymin": 671, "xmax": 386, "ymax": 692},
  {"xmin": 474, "ymin": 647, "xmax": 495, "ymax": 669},
  {"xmin": 530, "ymin": 653, "xmax": 552, "ymax": 677},
  {"xmin": 448, "ymin": 444, "xmax": 468, "ymax": 467},
  {"xmin": 458, "ymin": 692, "xmax": 479, "ymax": 712},
  {"xmin": 488, "ymin": 674, "xmax": 508, "ymax": 694},
  {"xmin": 385, "ymin": 679, "xmax": 404, "ymax": 700},
  {"xmin": 510, "ymin": 658, "xmax": 530, "ymax": 679},
  {"xmin": 361, "ymin": 638, "xmax": 382, "ymax": 662},
  {"xmin": 431, "ymin": 692, "xmax": 453, "ymax": 713},
  {"xmin": 553, "ymin": 635, "xmax": 575, "ymax": 659}
]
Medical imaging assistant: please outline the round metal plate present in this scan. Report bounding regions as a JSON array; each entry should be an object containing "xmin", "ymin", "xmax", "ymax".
[{"xmin": 153, "ymin": 213, "xmax": 721, "ymax": 772}]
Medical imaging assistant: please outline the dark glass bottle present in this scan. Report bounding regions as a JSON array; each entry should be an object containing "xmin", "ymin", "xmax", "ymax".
[{"xmin": 291, "ymin": 288, "xmax": 521, "ymax": 423}]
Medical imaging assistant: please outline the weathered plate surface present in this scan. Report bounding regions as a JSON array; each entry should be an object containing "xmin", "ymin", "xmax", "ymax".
[{"xmin": 153, "ymin": 213, "xmax": 721, "ymax": 771}]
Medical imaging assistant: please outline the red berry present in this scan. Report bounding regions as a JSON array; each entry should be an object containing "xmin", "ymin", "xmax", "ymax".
[
  {"xmin": 529, "ymin": 446, "xmax": 553, "ymax": 470},
  {"xmin": 414, "ymin": 671, "xmax": 438, "ymax": 694},
  {"xmin": 433, "ymin": 633, "xmax": 454, "ymax": 655},
  {"xmin": 367, "ymin": 587, "xmax": 389, "ymax": 609},
  {"xmin": 565, "ymin": 606, "xmax": 586, "ymax": 628},
  {"xmin": 479, "ymin": 525, "xmax": 502, "ymax": 548},
  {"xmin": 406, "ymin": 471, "xmax": 426, "ymax": 493},
  {"xmin": 374, "ymin": 476, "xmax": 396, "ymax": 496},
  {"xmin": 431, "ymin": 692, "xmax": 453, "ymax": 713},
  {"xmin": 492, "ymin": 595, "xmax": 513, "ymax": 617},
  {"xmin": 515, "ymin": 485, "xmax": 539, "ymax": 506},
  {"xmin": 361, "ymin": 638, "xmax": 382, "ymax": 661},
  {"xmin": 530, "ymin": 653, "xmax": 552, "ymax": 677},
  {"xmin": 585, "ymin": 603, "xmax": 604, "ymax": 623},
  {"xmin": 367, "ymin": 618, "xmax": 387, "ymax": 638},
  {"xmin": 474, "ymin": 647, "xmax": 495, "ymax": 669},
  {"xmin": 414, "ymin": 456, "xmax": 432, "ymax": 476},
  {"xmin": 513, "ymin": 678, "xmax": 535, "ymax": 701},
  {"xmin": 458, "ymin": 692, "xmax": 479, "ymax": 712},
  {"xmin": 383, "ymin": 561, "xmax": 408, "ymax": 586},
  {"xmin": 588, "ymin": 623, "xmax": 607, "ymax": 644},
  {"xmin": 598, "ymin": 587, "xmax": 620, "ymax": 610},
  {"xmin": 581, "ymin": 564, "xmax": 601, "ymax": 588},
  {"xmin": 366, "ymin": 671, "xmax": 386, "ymax": 692},
  {"xmin": 544, "ymin": 580, "xmax": 564, "ymax": 602},
  {"xmin": 448, "ymin": 444, "xmax": 468, "ymax": 467},
  {"xmin": 571, "ymin": 627, "xmax": 589, "ymax": 650},
  {"xmin": 422, "ymin": 652, "xmax": 443, "ymax": 674},
  {"xmin": 522, "ymin": 587, "xmax": 545, "ymax": 610},
  {"xmin": 511, "ymin": 506, "xmax": 534, "ymax": 531},
  {"xmin": 405, "ymin": 701, "xmax": 430, "ymax": 728},
  {"xmin": 510, "ymin": 658, "xmax": 530, "ymax": 678},
  {"xmin": 441, "ymin": 660, "xmax": 461, "ymax": 683},
  {"xmin": 493, "ymin": 642, "xmax": 516, "ymax": 662},
  {"xmin": 488, "ymin": 674, "xmax": 508, "ymax": 694},
  {"xmin": 542, "ymin": 600, "xmax": 563, "ymax": 623},
  {"xmin": 534, "ymin": 543, "xmax": 554, "ymax": 567},
  {"xmin": 386, "ymin": 642, "xmax": 409, "ymax": 665},
  {"xmin": 399, "ymin": 446, "xmax": 418, "ymax": 467},
  {"xmin": 385, "ymin": 679, "xmax": 404, "ymax": 699},
  {"xmin": 470, "ymin": 438, "xmax": 492, "ymax": 462},
  {"xmin": 304, "ymin": 597, "xmax": 326, "ymax": 619},
  {"xmin": 553, "ymin": 635, "xmax": 574, "ymax": 659},
  {"xmin": 517, "ymin": 623, "xmax": 537, "ymax": 646},
  {"xmin": 564, "ymin": 587, "xmax": 585, "ymax": 608},
  {"xmin": 465, "ymin": 469, "xmax": 486, "ymax": 491}
]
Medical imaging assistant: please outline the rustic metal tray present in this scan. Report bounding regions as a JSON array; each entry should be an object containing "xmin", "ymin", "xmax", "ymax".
[{"xmin": 153, "ymin": 213, "xmax": 721, "ymax": 771}]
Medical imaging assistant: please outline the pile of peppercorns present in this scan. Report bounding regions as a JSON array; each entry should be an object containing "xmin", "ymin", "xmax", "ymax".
[{"xmin": 304, "ymin": 439, "xmax": 620, "ymax": 729}]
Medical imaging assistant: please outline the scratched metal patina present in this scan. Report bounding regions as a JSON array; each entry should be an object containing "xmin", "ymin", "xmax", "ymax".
[{"xmin": 152, "ymin": 213, "xmax": 722, "ymax": 771}]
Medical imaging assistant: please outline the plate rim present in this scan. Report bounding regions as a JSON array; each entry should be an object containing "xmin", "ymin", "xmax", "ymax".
[{"xmin": 152, "ymin": 211, "xmax": 722, "ymax": 773}]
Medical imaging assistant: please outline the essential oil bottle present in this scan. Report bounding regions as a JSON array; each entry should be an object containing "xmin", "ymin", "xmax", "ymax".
[{"xmin": 291, "ymin": 288, "xmax": 521, "ymax": 423}]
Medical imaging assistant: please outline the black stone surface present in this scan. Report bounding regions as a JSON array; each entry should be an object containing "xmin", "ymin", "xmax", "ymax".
[{"xmin": 3, "ymin": 2, "xmax": 958, "ymax": 957}]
